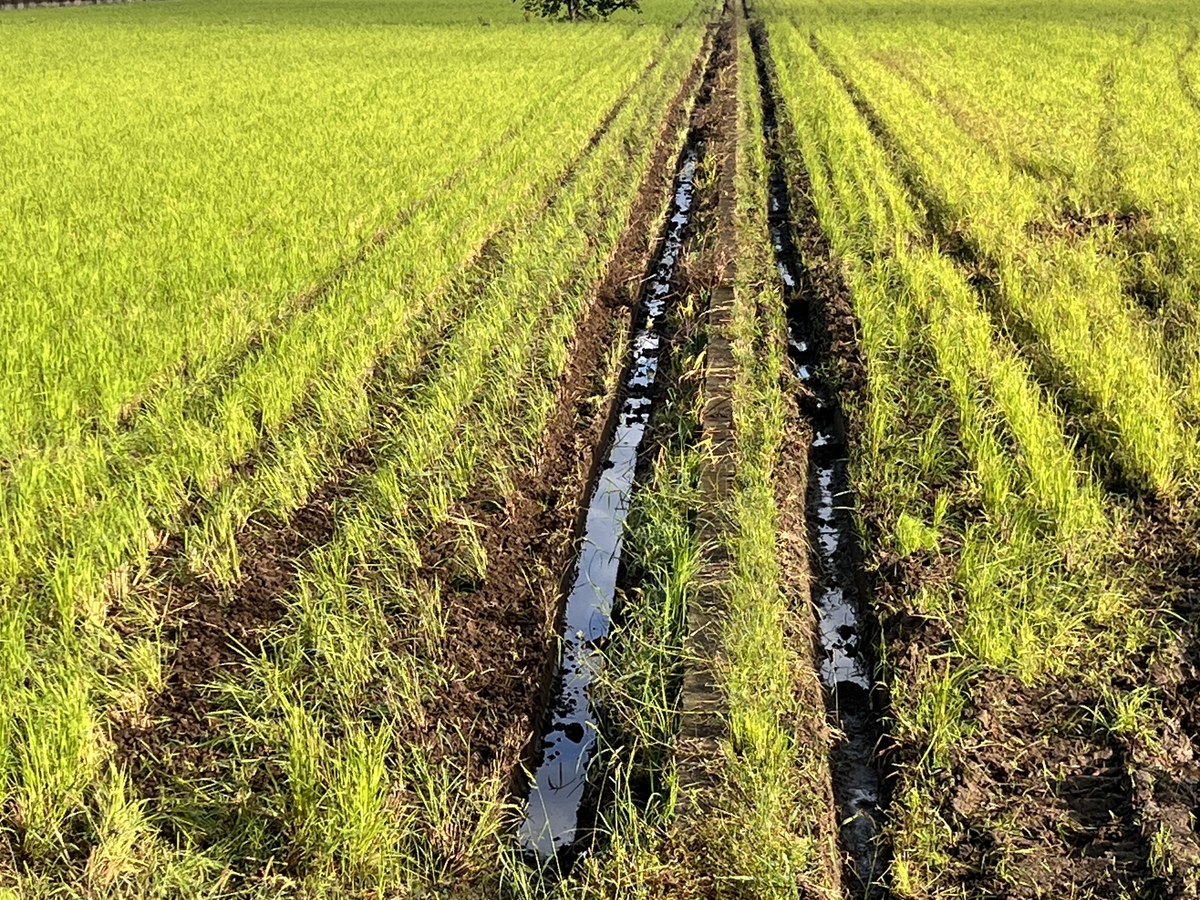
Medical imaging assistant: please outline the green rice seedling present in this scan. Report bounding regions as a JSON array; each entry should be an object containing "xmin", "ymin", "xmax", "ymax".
[
  {"xmin": 813, "ymin": 25, "xmax": 1195, "ymax": 496},
  {"xmin": 748, "ymin": 7, "xmax": 1196, "ymax": 893},
  {"xmin": 0, "ymin": 0, "xmax": 712, "ymax": 891},
  {"xmin": 1094, "ymin": 683, "xmax": 1160, "ymax": 746},
  {"xmin": 1148, "ymin": 821, "xmax": 1175, "ymax": 881},
  {"xmin": 701, "ymin": 29, "xmax": 843, "ymax": 892},
  {"xmin": 770, "ymin": 20, "xmax": 1126, "ymax": 664},
  {"xmin": 560, "ymin": 327, "xmax": 705, "ymax": 895}
]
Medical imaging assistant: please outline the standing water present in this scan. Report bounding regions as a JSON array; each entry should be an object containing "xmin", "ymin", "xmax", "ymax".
[
  {"xmin": 748, "ymin": 18, "xmax": 889, "ymax": 898},
  {"xmin": 518, "ymin": 149, "xmax": 699, "ymax": 865}
]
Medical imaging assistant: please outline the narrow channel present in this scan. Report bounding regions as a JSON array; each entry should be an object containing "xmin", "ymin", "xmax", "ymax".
[
  {"xmin": 746, "ymin": 14, "xmax": 890, "ymax": 898},
  {"xmin": 517, "ymin": 146, "xmax": 699, "ymax": 867}
]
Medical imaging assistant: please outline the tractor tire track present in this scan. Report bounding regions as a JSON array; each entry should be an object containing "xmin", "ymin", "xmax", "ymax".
[
  {"xmin": 806, "ymin": 30, "xmax": 1171, "ymax": 899},
  {"xmin": 746, "ymin": 14, "xmax": 888, "ymax": 897},
  {"xmin": 517, "ymin": 19, "xmax": 726, "ymax": 866}
]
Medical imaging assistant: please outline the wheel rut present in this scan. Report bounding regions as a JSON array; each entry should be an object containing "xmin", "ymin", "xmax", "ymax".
[
  {"xmin": 746, "ymin": 10, "xmax": 889, "ymax": 897},
  {"xmin": 516, "ymin": 17, "xmax": 733, "ymax": 869}
]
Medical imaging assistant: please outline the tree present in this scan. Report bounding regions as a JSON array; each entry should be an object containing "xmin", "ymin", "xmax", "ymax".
[{"xmin": 516, "ymin": 0, "xmax": 640, "ymax": 21}]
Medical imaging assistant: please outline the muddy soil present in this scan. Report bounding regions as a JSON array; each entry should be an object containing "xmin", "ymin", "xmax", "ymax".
[
  {"xmin": 111, "ymin": 448, "xmax": 370, "ymax": 805},
  {"xmin": 519, "ymin": 144, "xmax": 700, "ymax": 861},
  {"xmin": 931, "ymin": 675, "xmax": 1168, "ymax": 899},
  {"xmin": 773, "ymin": 411, "xmax": 847, "ymax": 895},
  {"xmin": 1128, "ymin": 504, "xmax": 1200, "ymax": 897},
  {"xmin": 675, "ymin": 8, "xmax": 741, "ymax": 811},
  {"xmin": 515, "ymin": 20, "xmax": 731, "ymax": 862},
  {"xmin": 410, "ymin": 121, "xmax": 709, "ymax": 774}
]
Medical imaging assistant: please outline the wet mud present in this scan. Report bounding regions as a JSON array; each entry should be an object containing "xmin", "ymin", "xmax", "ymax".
[
  {"xmin": 405, "ymin": 44, "xmax": 719, "ymax": 782},
  {"xmin": 746, "ymin": 14, "xmax": 888, "ymax": 897},
  {"xmin": 675, "ymin": 5, "xmax": 739, "ymax": 808},
  {"xmin": 518, "ymin": 17, "xmax": 734, "ymax": 868},
  {"xmin": 518, "ymin": 148, "xmax": 699, "ymax": 865},
  {"xmin": 1127, "ymin": 504, "xmax": 1200, "ymax": 896}
]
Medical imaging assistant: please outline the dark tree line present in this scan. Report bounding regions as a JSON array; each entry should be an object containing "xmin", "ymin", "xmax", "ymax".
[{"xmin": 516, "ymin": 0, "xmax": 640, "ymax": 21}]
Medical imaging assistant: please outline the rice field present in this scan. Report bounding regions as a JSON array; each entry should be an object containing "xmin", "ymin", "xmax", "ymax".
[
  {"xmin": 761, "ymin": 0, "xmax": 1200, "ymax": 895},
  {"xmin": 1, "ymin": 0, "xmax": 1198, "ymax": 897}
]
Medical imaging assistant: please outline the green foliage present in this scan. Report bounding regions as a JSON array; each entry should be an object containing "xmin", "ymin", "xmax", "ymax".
[
  {"xmin": 894, "ymin": 512, "xmax": 937, "ymax": 557},
  {"xmin": 517, "ymin": 0, "xmax": 641, "ymax": 21}
]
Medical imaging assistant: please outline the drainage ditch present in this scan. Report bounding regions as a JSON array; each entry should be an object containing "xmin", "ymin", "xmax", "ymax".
[
  {"xmin": 516, "ymin": 143, "xmax": 701, "ymax": 867},
  {"xmin": 746, "ymin": 15, "xmax": 890, "ymax": 898}
]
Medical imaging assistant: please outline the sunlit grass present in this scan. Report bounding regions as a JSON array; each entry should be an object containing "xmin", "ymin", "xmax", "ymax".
[
  {"xmin": 754, "ymin": 1, "xmax": 1196, "ymax": 894},
  {"xmin": 0, "ymin": 0, "xmax": 709, "ymax": 893}
]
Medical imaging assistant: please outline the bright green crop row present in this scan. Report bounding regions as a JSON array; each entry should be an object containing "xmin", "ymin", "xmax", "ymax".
[
  {"xmin": 0, "ymin": 8, "xmax": 581, "ymax": 450},
  {"xmin": 0, "ymin": 1, "xmax": 665, "ymax": 597},
  {"xmin": 774, "ymin": 0, "xmax": 1200, "ymax": 496},
  {"xmin": 758, "ymin": 1, "xmax": 1200, "ymax": 895},
  {"xmin": 0, "ymin": 3, "xmax": 693, "ymax": 621},
  {"xmin": 0, "ymin": 0, "xmax": 711, "ymax": 893}
]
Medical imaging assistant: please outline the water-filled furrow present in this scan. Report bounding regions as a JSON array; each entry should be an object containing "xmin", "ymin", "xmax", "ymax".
[
  {"xmin": 748, "ymin": 18, "xmax": 889, "ymax": 898},
  {"xmin": 517, "ymin": 148, "xmax": 698, "ymax": 866}
]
